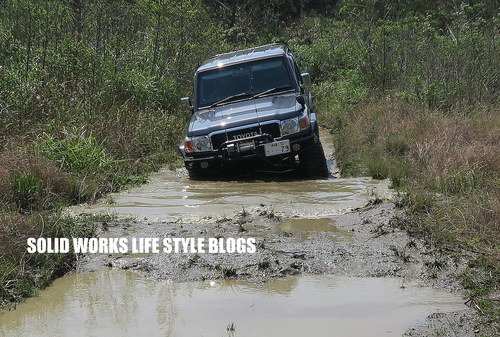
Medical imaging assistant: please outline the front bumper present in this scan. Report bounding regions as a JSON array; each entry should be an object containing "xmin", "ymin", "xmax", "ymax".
[{"xmin": 180, "ymin": 131, "xmax": 316, "ymax": 173}]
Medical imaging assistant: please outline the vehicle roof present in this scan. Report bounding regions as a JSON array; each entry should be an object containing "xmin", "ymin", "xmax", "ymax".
[{"xmin": 196, "ymin": 43, "xmax": 289, "ymax": 72}]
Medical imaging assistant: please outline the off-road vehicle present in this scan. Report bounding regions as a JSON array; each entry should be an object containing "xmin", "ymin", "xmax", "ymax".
[{"xmin": 179, "ymin": 43, "xmax": 328, "ymax": 179}]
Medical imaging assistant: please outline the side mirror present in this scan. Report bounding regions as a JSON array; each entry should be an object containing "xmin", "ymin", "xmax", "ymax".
[
  {"xmin": 181, "ymin": 97, "xmax": 193, "ymax": 114},
  {"xmin": 296, "ymin": 95, "xmax": 306, "ymax": 109},
  {"xmin": 300, "ymin": 73, "xmax": 311, "ymax": 89}
]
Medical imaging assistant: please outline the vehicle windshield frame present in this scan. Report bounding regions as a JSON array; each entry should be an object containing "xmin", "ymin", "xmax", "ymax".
[{"xmin": 195, "ymin": 56, "xmax": 297, "ymax": 110}]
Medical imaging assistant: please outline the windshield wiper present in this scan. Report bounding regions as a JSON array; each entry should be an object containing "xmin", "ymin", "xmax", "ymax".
[
  {"xmin": 252, "ymin": 86, "xmax": 294, "ymax": 99},
  {"xmin": 209, "ymin": 92, "xmax": 252, "ymax": 109}
]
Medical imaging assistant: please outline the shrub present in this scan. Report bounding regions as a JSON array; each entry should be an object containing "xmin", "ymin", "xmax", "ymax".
[
  {"xmin": 0, "ymin": 149, "xmax": 74, "ymax": 212},
  {"xmin": 10, "ymin": 172, "xmax": 42, "ymax": 213},
  {"xmin": 39, "ymin": 130, "xmax": 118, "ymax": 176}
]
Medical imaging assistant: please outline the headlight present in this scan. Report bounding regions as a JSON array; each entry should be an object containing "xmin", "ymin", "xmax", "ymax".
[
  {"xmin": 193, "ymin": 136, "xmax": 212, "ymax": 152},
  {"xmin": 299, "ymin": 115, "xmax": 310, "ymax": 129},
  {"xmin": 281, "ymin": 118, "xmax": 300, "ymax": 136}
]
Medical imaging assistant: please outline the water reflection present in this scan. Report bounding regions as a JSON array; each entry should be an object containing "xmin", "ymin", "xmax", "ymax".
[{"xmin": 0, "ymin": 269, "xmax": 465, "ymax": 337}]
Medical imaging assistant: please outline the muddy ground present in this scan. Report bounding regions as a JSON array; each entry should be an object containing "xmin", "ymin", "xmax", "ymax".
[
  {"xmin": 76, "ymin": 201, "xmax": 494, "ymax": 336},
  {"xmin": 70, "ymin": 131, "xmax": 496, "ymax": 337}
]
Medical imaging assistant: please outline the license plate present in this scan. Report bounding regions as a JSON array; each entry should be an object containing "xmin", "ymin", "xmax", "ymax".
[{"xmin": 264, "ymin": 140, "xmax": 290, "ymax": 157}]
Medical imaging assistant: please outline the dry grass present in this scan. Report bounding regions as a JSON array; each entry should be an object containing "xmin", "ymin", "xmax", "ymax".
[
  {"xmin": 0, "ymin": 146, "xmax": 74, "ymax": 212},
  {"xmin": 329, "ymin": 97, "xmax": 499, "ymax": 318},
  {"xmin": 332, "ymin": 97, "xmax": 499, "ymax": 252},
  {"xmin": 0, "ymin": 213, "xmax": 41, "ymax": 258},
  {"xmin": 415, "ymin": 112, "xmax": 500, "ymax": 183}
]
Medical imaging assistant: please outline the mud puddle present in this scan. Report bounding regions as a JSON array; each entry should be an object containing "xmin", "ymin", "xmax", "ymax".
[
  {"xmin": 72, "ymin": 171, "xmax": 390, "ymax": 222},
  {"xmin": 21, "ymin": 127, "xmax": 479, "ymax": 336},
  {"xmin": 0, "ymin": 269, "xmax": 465, "ymax": 337},
  {"xmin": 69, "ymin": 129, "xmax": 391, "ymax": 222}
]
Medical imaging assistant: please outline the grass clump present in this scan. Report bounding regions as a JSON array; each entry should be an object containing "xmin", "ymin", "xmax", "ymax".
[
  {"xmin": 39, "ymin": 130, "xmax": 119, "ymax": 176},
  {"xmin": 0, "ymin": 212, "xmax": 96, "ymax": 308},
  {"xmin": 10, "ymin": 171, "xmax": 43, "ymax": 212},
  {"xmin": 216, "ymin": 264, "xmax": 238, "ymax": 279},
  {"xmin": 0, "ymin": 148, "xmax": 74, "ymax": 212}
]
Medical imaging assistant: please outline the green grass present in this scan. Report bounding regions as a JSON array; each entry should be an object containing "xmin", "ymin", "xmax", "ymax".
[
  {"xmin": 0, "ymin": 212, "xmax": 99, "ymax": 309},
  {"xmin": 10, "ymin": 171, "xmax": 43, "ymax": 213},
  {"xmin": 39, "ymin": 131, "xmax": 120, "ymax": 176}
]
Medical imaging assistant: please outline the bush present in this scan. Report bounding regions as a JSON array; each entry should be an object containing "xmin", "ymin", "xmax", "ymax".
[
  {"xmin": 39, "ymin": 130, "xmax": 118, "ymax": 176},
  {"xmin": 0, "ymin": 149, "xmax": 74, "ymax": 212}
]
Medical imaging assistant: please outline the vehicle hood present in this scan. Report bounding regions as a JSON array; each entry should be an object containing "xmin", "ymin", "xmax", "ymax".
[{"xmin": 188, "ymin": 93, "xmax": 302, "ymax": 136}]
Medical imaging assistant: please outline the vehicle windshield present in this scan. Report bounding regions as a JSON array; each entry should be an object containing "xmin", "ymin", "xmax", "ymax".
[{"xmin": 196, "ymin": 57, "xmax": 294, "ymax": 108}]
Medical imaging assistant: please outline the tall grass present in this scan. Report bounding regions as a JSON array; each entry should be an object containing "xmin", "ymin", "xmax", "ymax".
[
  {"xmin": 10, "ymin": 172, "xmax": 42, "ymax": 212},
  {"xmin": 327, "ymin": 97, "xmax": 499, "ymax": 251}
]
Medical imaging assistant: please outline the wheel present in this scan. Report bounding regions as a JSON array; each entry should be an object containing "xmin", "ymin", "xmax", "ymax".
[
  {"xmin": 299, "ymin": 139, "xmax": 329, "ymax": 178},
  {"xmin": 187, "ymin": 168, "xmax": 207, "ymax": 180},
  {"xmin": 187, "ymin": 169, "xmax": 199, "ymax": 180}
]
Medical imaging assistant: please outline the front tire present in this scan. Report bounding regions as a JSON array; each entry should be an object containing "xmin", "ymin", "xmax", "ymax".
[
  {"xmin": 187, "ymin": 168, "xmax": 209, "ymax": 180},
  {"xmin": 299, "ymin": 139, "xmax": 329, "ymax": 178}
]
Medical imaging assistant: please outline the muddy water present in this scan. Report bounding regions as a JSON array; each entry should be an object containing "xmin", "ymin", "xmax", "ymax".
[
  {"xmin": 74, "ymin": 171, "xmax": 389, "ymax": 221},
  {"xmin": 11, "ymin": 130, "xmax": 452, "ymax": 337},
  {"xmin": 0, "ymin": 269, "xmax": 465, "ymax": 337},
  {"xmin": 70, "ymin": 129, "xmax": 391, "ymax": 221}
]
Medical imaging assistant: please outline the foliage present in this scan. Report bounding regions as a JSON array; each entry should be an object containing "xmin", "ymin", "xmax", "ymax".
[
  {"xmin": 39, "ymin": 130, "xmax": 117, "ymax": 175},
  {"xmin": 0, "ymin": 0, "xmax": 225, "ymax": 211}
]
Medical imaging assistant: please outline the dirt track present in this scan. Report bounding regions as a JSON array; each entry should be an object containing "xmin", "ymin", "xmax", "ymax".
[{"xmin": 66, "ymin": 131, "xmax": 496, "ymax": 336}]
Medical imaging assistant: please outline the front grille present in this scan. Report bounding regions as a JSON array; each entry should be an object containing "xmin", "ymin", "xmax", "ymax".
[
  {"xmin": 227, "ymin": 126, "xmax": 261, "ymax": 141},
  {"xmin": 261, "ymin": 123, "xmax": 281, "ymax": 138},
  {"xmin": 211, "ymin": 133, "xmax": 227, "ymax": 149},
  {"xmin": 210, "ymin": 122, "xmax": 282, "ymax": 150}
]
